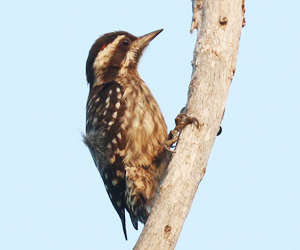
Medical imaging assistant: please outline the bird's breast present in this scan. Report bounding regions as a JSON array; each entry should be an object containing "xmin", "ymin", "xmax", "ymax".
[{"xmin": 120, "ymin": 80, "xmax": 168, "ymax": 169}]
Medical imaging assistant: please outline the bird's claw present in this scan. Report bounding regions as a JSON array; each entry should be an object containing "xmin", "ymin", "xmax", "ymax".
[
  {"xmin": 175, "ymin": 113, "xmax": 199, "ymax": 129},
  {"xmin": 164, "ymin": 113, "xmax": 200, "ymax": 151}
]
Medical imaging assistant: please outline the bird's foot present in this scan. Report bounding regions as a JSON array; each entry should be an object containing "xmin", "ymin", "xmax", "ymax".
[{"xmin": 164, "ymin": 113, "xmax": 200, "ymax": 152}]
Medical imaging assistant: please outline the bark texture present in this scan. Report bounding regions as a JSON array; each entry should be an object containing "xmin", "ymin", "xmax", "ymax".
[{"xmin": 134, "ymin": 0, "xmax": 245, "ymax": 249}]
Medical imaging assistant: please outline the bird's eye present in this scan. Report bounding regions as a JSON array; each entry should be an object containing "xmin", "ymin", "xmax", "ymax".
[{"xmin": 121, "ymin": 39, "xmax": 130, "ymax": 46}]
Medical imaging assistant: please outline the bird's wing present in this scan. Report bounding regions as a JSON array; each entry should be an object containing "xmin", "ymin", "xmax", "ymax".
[{"xmin": 84, "ymin": 81, "xmax": 128, "ymax": 239}]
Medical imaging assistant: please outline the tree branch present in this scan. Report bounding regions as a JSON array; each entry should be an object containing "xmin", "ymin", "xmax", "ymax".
[{"xmin": 134, "ymin": 0, "xmax": 245, "ymax": 249}]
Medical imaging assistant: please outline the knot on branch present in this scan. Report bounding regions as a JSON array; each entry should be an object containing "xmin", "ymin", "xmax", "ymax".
[
  {"xmin": 190, "ymin": 0, "xmax": 203, "ymax": 33},
  {"xmin": 164, "ymin": 225, "xmax": 172, "ymax": 233},
  {"xmin": 242, "ymin": 18, "xmax": 246, "ymax": 28},
  {"xmin": 219, "ymin": 16, "xmax": 228, "ymax": 26}
]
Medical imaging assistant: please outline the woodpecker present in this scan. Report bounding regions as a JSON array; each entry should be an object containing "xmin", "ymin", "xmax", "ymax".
[{"xmin": 83, "ymin": 29, "xmax": 172, "ymax": 239}]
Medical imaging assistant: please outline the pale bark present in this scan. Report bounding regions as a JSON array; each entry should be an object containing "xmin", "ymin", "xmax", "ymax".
[{"xmin": 134, "ymin": 0, "xmax": 245, "ymax": 249}]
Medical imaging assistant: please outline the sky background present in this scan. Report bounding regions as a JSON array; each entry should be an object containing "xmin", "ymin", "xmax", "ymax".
[{"xmin": 1, "ymin": 0, "xmax": 299, "ymax": 249}]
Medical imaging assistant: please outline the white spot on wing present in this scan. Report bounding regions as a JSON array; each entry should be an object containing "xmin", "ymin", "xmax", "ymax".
[
  {"xmin": 110, "ymin": 155, "xmax": 116, "ymax": 163},
  {"xmin": 116, "ymin": 170, "xmax": 124, "ymax": 178},
  {"xmin": 112, "ymin": 111, "xmax": 117, "ymax": 119},
  {"xmin": 118, "ymin": 149, "xmax": 125, "ymax": 157}
]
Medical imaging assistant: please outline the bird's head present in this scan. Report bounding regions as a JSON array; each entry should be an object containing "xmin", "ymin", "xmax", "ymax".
[{"xmin": 86, "ymin": 29, "xmax": 163, "ymax": 87}]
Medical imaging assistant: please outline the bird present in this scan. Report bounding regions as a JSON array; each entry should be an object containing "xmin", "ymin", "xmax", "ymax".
[{"xmin": 83, "ymin": 29, "xmax": 172, "ymax": 240}]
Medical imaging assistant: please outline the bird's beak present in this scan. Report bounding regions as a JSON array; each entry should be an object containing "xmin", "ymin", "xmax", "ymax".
[{"xmin": 136, "ymin": 29, "xmax": 163, "ymax": 51}]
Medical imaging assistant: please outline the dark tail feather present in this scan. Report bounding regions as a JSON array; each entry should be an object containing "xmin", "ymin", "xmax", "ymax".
[
  {"xmin": 119, "ymin": 210, "xmax": 128, "ymax": 240},
  {"xmin": 129, "ymin": 212, "xmax": 139, "ymax": 230},
  {"xmin": 129, "ymin": 207, "xmax": 149, "ymax": 231}
]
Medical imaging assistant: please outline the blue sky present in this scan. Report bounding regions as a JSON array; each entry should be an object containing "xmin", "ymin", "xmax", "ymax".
[{"xmin": 1, "ymin": 0, "xmax": 299, "ymax": 249}]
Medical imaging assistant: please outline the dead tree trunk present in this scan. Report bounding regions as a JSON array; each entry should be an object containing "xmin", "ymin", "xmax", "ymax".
[{"xmin": 134, "ymin": 0, "xmax": 245, "ymax": 249}]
